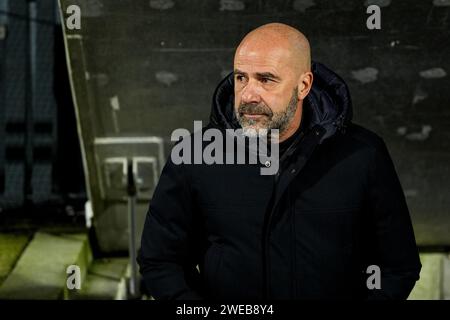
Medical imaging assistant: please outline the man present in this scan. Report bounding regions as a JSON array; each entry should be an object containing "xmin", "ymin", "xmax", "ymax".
[{"xmin": 137, "ymin": 23, "xmax": 421, "ymax": 300}]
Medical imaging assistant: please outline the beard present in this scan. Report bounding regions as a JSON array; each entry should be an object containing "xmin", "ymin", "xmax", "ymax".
[{"xmin": 236, "ymin": 87, "xmax": 299, "ymax": 137}]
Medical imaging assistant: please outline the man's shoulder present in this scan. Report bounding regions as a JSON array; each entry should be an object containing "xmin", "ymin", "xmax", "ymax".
[{"xmin": 343, "ymin": 122, "xmax": 387, "ymax": 152}]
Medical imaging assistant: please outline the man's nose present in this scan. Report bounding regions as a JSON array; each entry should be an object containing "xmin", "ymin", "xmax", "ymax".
[{"xmin": 241, "ymin": 81, "xmax": 261, "ymax": 104}]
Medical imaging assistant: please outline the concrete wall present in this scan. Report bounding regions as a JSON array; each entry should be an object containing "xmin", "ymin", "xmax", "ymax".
[{"xmin": 59, "ymin": 0, "xmax": 450, "ymax": 251}]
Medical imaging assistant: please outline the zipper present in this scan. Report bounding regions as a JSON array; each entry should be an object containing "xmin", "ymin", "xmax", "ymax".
[
  {"xmin": 261, "ymin": 133, "xmax": 301, "ymax": 300},
  {"xmin": 261, "ymin": 126, "xmax": 325, "ymax": 300},
  {"xmin": 261, "ymin": 175, "xmax": 277, "ymax": 300}
]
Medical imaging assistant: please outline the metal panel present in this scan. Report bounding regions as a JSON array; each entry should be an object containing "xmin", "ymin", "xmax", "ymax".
[{"xmin": 0, "ymin": 0, "xmax": 28, "ymax": 209}]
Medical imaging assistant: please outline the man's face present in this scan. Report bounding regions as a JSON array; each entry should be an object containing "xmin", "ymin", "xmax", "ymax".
[{"xmin": 234, "ymin": 47, "xmax": 299, "ymax": 136}]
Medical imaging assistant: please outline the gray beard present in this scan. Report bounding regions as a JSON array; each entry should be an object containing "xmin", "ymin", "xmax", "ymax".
[{"xmin": 236, "ymin": 87, "xmax": 299, "ymax": 137}]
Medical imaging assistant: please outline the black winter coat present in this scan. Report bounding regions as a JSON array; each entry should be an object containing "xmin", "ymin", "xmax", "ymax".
[{"xmin": 137, "ymin": 62, "xmax": 421, "ymax": 300}]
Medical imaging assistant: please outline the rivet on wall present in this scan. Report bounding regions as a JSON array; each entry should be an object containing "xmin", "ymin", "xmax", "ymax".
[
  {"xmin": 219, "ymin": 0, "xmax": 245, "ymax": 12},
  {"xmin": 389, "ymin": 40, "xmax": 400, "ymax": 47},
  {"xmin": 405, "ymin": 125, "xmax": 432, "ymax": 142},
  {"xmin": 292, "ymin": 0, "xmax": 316, "ymax": 13},
  {"xmin": 404, "ymin": 189, "xmax": 418, "ymax": 198},
  {"xmin": 419, "ymin": 68, "xmax": 447, "ymax": 79},
  {"xmin": 397, "ymin": 125, "xmax": 433, "ymax": 142},
  {"xmin": 412, "ymin": 86, "xmax": 428, "ymax": 105},
  {"xmin": 351, "ymin": 67, "xmax": 379, "ymax": 84},
  {"xmin": 149, "ymin": 0, "xmax": 175, "ymax": 10},
  {"xmin": 433, "ymin": 0, "xmax": 450, "ymax": 7},
  {"xmin": 364, "ymin": 0, "xmax": 391, "ymax": 8},
  {"xmin": 110, "ymin": 95, "xmax": 121, "ymax": 133},
  {"xmin": 155, "ymin": 71, "xmax": 179, "ymax": 86}
]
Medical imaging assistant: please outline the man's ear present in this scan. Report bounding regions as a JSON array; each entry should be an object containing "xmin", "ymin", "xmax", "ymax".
[{"xmin": 298, "ymin": 72, "xmax": 313, "ymax": 100}]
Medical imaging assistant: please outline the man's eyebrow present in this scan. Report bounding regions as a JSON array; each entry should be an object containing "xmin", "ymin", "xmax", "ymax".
[
  {"xmin": 256, "ymin": 72, "xmax": 281, "ymax": 81},
  {"xmin": 233, "ymin": 69, "xmax": 281, "ymax": 80}
]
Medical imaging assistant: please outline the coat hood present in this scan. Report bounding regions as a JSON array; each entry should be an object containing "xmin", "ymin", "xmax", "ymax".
[{"xmin": 209, "ymin": 61, "xmax": 353, "ymax": 143}]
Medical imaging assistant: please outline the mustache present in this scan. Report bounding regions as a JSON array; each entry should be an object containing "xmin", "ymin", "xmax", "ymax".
[{"xmin": 238, "ymin": 103, "xmax": 273, "ymax": 117}]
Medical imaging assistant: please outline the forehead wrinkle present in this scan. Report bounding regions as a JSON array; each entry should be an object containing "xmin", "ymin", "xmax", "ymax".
[{"xmin": 234, "ymin": 48, "xmax": 293, "ymax": 76}]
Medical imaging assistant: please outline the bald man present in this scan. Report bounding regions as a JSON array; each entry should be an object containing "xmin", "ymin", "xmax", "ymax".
[
  {"xmin": 234, "ymin": 23, "xmax": 312, "ymax": 143},
  {"xmin": 138, "ymin": 23, "xmax": 421, "ymax": 300}
]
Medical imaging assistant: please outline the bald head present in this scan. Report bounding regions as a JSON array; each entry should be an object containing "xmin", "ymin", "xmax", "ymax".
[
  {"xmin": 233, "ymin": 23, "xmax": 314, "ymax": 142},
  {"xmin": 235, "ymin": 23, "xmax": 311, "ymax": 74}
]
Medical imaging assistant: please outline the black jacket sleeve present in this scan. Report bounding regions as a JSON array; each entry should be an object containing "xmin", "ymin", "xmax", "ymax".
[
  {"xmin": 137, "ymin": 154, "xmax": 204, "ymax": 300},
  {"xmin": 366, "ymin": 138, "xmax": 422, "ymax": 300}
]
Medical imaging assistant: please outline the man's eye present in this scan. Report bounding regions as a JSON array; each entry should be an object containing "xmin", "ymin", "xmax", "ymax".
[
  {"xmin": 261, "ymin": 78, "xmax": 272, "ymax": 83},
  {"xmin": 235, "ymin": 75, "xmax": 247, "ymax": 83}
]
